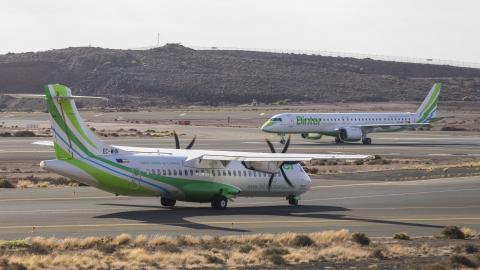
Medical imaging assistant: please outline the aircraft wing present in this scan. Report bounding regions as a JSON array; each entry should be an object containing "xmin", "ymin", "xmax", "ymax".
[
  {"xmin": 33, "ymin": 141, "xmax": 371, "ymax": 162},
  {"xmin": 355, "ymin": 122, "xmax": 431, "ymax": 132},
  {"xmin": 192, "ymin": 152, "xmax": 371, "ymax": 162}
]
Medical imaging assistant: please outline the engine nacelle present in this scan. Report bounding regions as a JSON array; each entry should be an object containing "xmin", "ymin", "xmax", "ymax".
[
  {"xmin": 301, "ymin": 133, "xmax": 322, "ymax": 140},
  {"xmin": 338, "ymin": 127, "xmax": 363, "ymax": 142}
]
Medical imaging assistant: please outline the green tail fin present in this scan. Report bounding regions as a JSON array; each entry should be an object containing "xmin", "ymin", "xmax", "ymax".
[
  {"xmin": 415, "ymin": 83, "xmax": 441, "ymax": 123},
  {"xmin": 45, "ymin": 84, "xmax": 124, "ymax": 159}
]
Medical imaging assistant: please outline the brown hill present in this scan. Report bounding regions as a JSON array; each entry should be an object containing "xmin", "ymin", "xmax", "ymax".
[{"xmin": 0, "ymin": 44, "xmax": 479, "ymax": 109}]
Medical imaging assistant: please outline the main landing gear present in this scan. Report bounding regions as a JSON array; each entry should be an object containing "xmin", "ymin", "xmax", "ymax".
[
  {"xmin": 362, "ymin": 137, "xmax": 372, "ymax": 145},
  {"xmin": 335, "ymin": 137, "xmax": 343, "ymax": 144},
  {"xmin": 161, "ymin": 197, "xmax": 176, "ymax": 207},
  {"xmin": 279, "ymin": 134, "xmax": 286, "ymax": 144},
  {"xmin": 211, "ymin": 195, "xmax": 228, "ymax": 210},
  {"xmin": 287, "ymin": 195, "xmax": 299, "ymax": 206}
]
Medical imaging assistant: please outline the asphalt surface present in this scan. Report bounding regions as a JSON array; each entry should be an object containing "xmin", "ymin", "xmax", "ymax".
[
  {"xmin": 1, "ymin": 129, "xmax": 480, "ymax": 165},
  {"xmin": 0, "ymin": 176, "xmax": 479, "ymax": 239},
  {"xmin": 0, "ymin": 124, "xmax": 480, "ymax": 239}
]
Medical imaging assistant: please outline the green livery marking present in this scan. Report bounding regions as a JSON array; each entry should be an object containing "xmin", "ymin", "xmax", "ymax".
[{"xmin": 296, "ymin": 116, "xmax": 322, "ymax": 125}]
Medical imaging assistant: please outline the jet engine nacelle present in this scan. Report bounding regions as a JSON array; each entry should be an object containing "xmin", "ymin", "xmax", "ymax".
[
  {"xmin": 301, "ymin": 133, "xmax": 322, "ymax": 140},
  {"xmin": 338, "ymin": 127, "xmax": 363, "ymax": 142}
]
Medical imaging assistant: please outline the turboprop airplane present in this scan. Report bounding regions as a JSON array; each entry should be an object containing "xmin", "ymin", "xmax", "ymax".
[
  {"xmin": 261, "ymin": 83, "xmax": 441, "ymax": 145},
  {"xmin": 19, "ymin": 84, "xmax": 370, "ymax": 209}
]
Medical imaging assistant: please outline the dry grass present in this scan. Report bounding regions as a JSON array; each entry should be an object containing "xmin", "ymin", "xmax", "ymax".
[
  {"xmin": 461, "ymin": 227, "xmax": 478, "ymax": 239},
  {"xmin": 1, "ymin": 230, "xmax": 479, "ymax": 269}
]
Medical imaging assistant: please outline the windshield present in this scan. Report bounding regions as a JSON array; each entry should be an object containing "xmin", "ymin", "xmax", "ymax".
[{"xmin": 271, "ymin": 117, "xmax": 282, "ymax": 122}]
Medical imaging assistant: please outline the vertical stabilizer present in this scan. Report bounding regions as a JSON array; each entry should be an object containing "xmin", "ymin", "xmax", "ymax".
[
  {"xmin": 45, "ymin": 84, "xmax": 124, "ymax": 159},
  {"xmin": 415, "ymin": 83, "xmax": 441, "ymax": 123}
]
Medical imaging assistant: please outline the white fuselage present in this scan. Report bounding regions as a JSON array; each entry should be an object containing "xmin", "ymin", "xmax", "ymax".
[
  {"xmin": 42, "ymin": 153, "xmax": 311, "ymax": 199},
  {"xmin": 262, "ymin": 112, "xmax": 416, "ymax": 135}
]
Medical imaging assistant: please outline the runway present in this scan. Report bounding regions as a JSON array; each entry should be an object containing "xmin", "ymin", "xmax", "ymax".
[
  {"xmin": 1, "ymin": 129, "xmax": 480, "ymax": 165},
  {"xmin": 0, "ymin": 175, "xmax": 479, "ymax": 239},
  {"xmin": 1, "ymin": 123, "xmax": 480, "ymax": 239}
]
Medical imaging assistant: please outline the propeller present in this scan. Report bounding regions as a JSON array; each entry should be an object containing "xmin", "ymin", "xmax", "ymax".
[
  {"xmin": 265, "ymin": 136, "xmax": 294, "ymax": 190},
  {"xmin": 173, "ymin": 131, "xmax": 196, "ymax": 149}
]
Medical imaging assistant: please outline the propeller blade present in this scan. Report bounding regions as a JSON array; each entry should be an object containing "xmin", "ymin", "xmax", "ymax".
[
  {"xmin": 173, "ymin": 131, "xmax": 180, "ymax": 149},
  {"xmin": 281, "ymin": 135, "xmax": 291, "ymax": 153},
  {"xmin": 265, "ymin": 138, "xmax": 276, "ymax": 153},
  {"xmin": 267, "ymin": 173, "xmax": 275, "ymax": 191},
  {"xmin": 185, "ymin": 136, "xmax": 196, "ymax": 149},
  {"xmin": 280, "ymin": 165, "xmax": 294, "ymax": 187}
]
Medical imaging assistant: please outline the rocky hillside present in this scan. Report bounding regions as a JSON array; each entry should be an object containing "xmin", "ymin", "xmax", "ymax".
[{"xmin": 0, "ymin": 44, "xmax": 479, "ymax": 109}]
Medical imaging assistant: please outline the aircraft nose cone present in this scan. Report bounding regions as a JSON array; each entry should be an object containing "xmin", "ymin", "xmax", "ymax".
[
  {"xmin": 261, "ymin": 120, "xmax": 274, "ymax": 132},
  {"xmin": 39, "ymin": 160, "xmax": 46, "ymax": 169}
]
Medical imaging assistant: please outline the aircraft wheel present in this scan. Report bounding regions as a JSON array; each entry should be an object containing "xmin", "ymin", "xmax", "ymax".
[
  {"xmin": 280, "ymin": 138, "xmax": 286, "ymax": 144},
  {"xmin": 161, "ymin": 197, "xmax": 176, "ymax": 207},
  {"xmin": 335, "ymin": 137, "xmax": 343, "ymax": 144},
  {"xmin": 362, "ymin": 138, "xmax": 372, "ymax": 145},
  {"xmin": 211, "ymin": 195, "xmax": 228, "ymax": 210},
  {"xmin": 288, "ymin": 198, "xmax": 299, "ymax": 206}
]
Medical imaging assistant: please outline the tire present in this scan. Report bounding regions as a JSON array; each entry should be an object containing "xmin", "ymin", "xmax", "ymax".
[
  {"xmin": 288, "ymin": 198, "xmax": 299, "ymax": 206},
  {"xmin": 161, "ymin": 197, "xmax": 176, "ymax": 207},
  {"xmin": 362, "ymin": 138, "xmax": 372, "ymax": 145},
  {"xmin": 280, "ymin": 138, "xmax": 286, "ymax": 144},
  {"xmin": 335, "ymin": 137, "xmax": 343, "ymax": 144},
  {"xmin": 211, "ymin": 196, "xmax": 228, "ymax": 210}
]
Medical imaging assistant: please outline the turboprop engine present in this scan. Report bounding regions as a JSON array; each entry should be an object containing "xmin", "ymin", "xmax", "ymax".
[
  {"xmin": 338, "ymin": 127, "xmax": 363, "ymax": 142},
  {"xmin": 301, "ymin": 133, "xmax": 322, "ymax": 140}
]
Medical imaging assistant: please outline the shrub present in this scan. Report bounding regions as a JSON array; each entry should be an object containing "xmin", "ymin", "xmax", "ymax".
[
  {"xmin": 351, "ymin": 233, "xmax": 370, "ymax": 246},
  {"xmin": 441, "ymin": 126, "xmax": 466, "ymax": 131},
  {"xmin": 238, "ymin": 244, "xmax": 253, "ymax": 253},
  {"xmin": 203, "ymin": 254, "xmax": 224, "ymax": 264},
  {"xmin": 354, "ymin": 159, "xmax": 364, "ymax": 165},
  {"xmin": 371, "ymin": 248, "xmax": 385, "ymax": 259},
  {"xmin": 393, "ymin": 232, "xmax": 411, "ymax": 240},
  {"xmin": 442, "ymin": 226, "xmax": 465, "ymax": 239},
  {"xmin": 0, "ymin": 132, "xmax": 11, "ymax": 137},
  {"xmin": 262, "ymin": 246, "xmax": 289, "ymax": 265},
  {"xmin": 0, "ymin": 240, "xmax": 31, "ymax": 250},
  {"xmin": 291, "ymin": 235, "xmax": 314, "ymax": 247},
  {"xmin": 13, "ymin": 131, "xmax": 35, "ymax": 137},
  {"xmin": 453, "ymin": 244, "xmax": 478, "ymax": 254},
  {"xmin": 0, "ymin": 179, "xmax": 15, "ymax": 188},
  {"xmin": 160, "ymin": 243, "xmax": 182, "ymax": 253},
  {"xmin": 449, "ymin": 255, "xmax": 477, "ymax": 268}
]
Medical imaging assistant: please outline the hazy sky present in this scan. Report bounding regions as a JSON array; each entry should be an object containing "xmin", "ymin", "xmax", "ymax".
[{"xmin": 1, "ymin": 0, "xmax": 479, "ymax": 62}]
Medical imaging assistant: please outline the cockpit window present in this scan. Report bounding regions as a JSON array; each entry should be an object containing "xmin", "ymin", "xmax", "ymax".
[{"xmin": 271, "ymin": 117, "xmax": 282, "ymax": 122}]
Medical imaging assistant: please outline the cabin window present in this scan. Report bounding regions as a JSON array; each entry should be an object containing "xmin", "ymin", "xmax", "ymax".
[
  {"xmin": 253, "ymin": 171, "xmax": 257, "ymax": 177},
  {"xmin": 167, "ymin": 169, "xmax": 171, "ymax": 176},
  {"xmin": 243, "ymin": 171, "xmax": 247, "ymax": 177},
  {"xmin": 233, "ymin": 170, "xmax": 236, "ymax": 176},
  {"xmin": 184, "ymin": 170, "xmax": 188, "ymax": 176},
  {"xmin": 248, "ymin": 171, "xmax": 252, "ymax": 177},
  {"xmin": 173, "ymin": 170, "xmax": 177, "ymax": 176},
  {"xmin": 212, "ymin": 170, "xmax": 216, "ymax": 176},
  {"xmin": 162, "ymin": 169, "xmax": 166, "ymax": 175},
  {"xmin": 227, "ymin": 170, "xmax": 231, "ymax": 176},
  {"xmin": 222, "ymin": 170, "xmax": 226, "ymax": 176},
  {"xmin": 188, "ymin": 170, "xmax": 192, "ymax": 176}
]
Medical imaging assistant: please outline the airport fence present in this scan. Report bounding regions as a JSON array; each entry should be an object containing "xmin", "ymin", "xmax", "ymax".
[{"xmin": 138, "ymin": 44, "xmax": 480, "ymax": 69}]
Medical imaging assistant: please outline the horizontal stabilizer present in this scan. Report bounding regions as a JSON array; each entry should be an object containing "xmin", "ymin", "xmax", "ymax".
[{"xmin": 5, "ymin": 94, "xmax": 108, "ymax": 101}]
